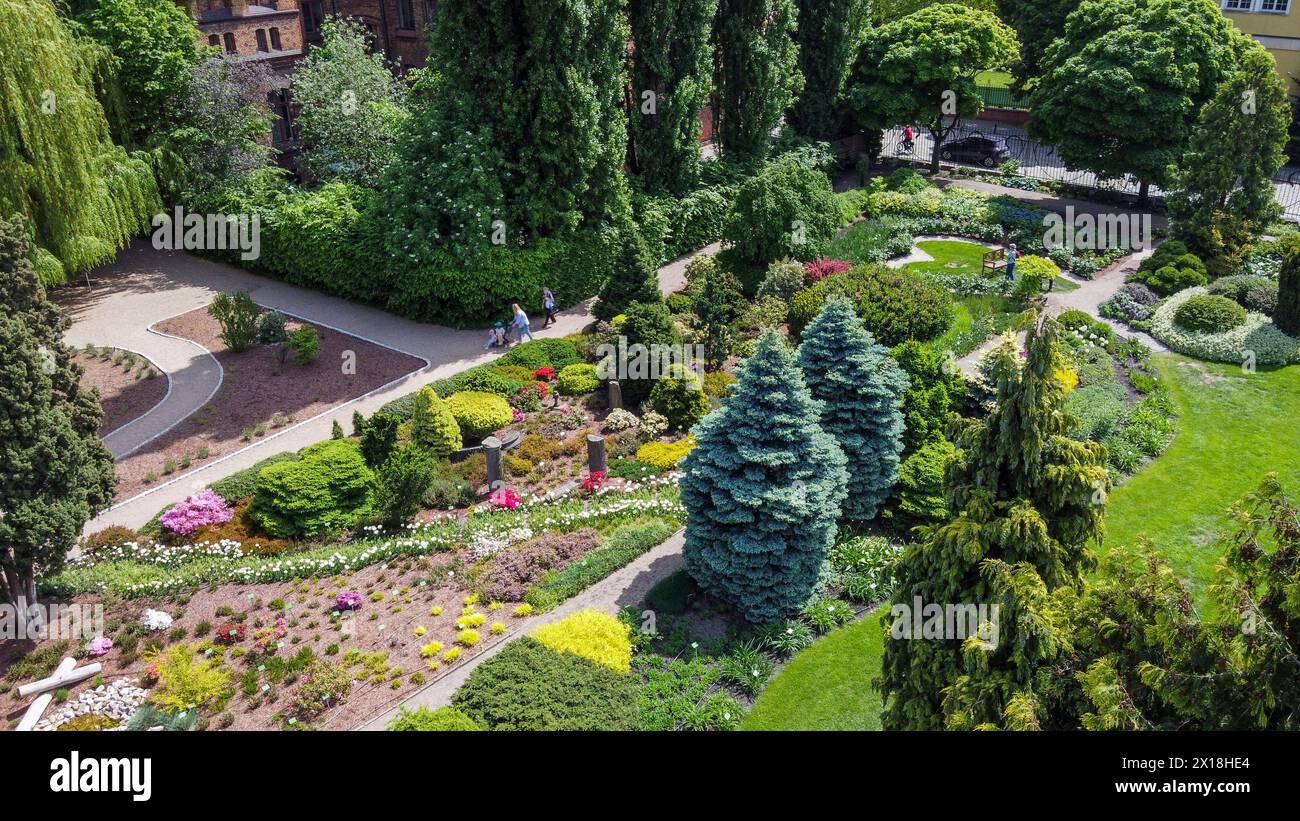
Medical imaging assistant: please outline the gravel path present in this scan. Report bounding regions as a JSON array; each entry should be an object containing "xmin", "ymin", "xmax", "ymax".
[
  {"xmin": 356, "ymin": 531, "xmax": 687, "ymax": 731},
  {"xmin": 64, "ymin": 242, "xmax": 710, "ymax": 534}
]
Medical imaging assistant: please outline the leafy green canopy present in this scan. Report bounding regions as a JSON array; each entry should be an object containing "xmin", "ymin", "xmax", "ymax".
[
  {"xmin": 879, "ymin": 317, "xmax": 1110, "ymax": 730},
  {"xmin": 1027, "ymin": 0, "xmax": 1248, "ymax": 191},
  {"xmin": 847, "ymin": 4, "xmax": 1018, "ymax": 174},
  {"xmin": 1166, "ymin": 42, "xmax": 1289, "ymax": 274},
  {"xmin": 0, "ymin": 0, "xmax": 160, "ymax": 275},
  {"xmin": 712, "ymin": 0, "xmax": 803, "ymax": 159},
  {"xmin": 994, "ymin": 0, "xmax": 1074, "ymax": 95},
  {"xmin": 628, "ymin": 0, "xmax": 719, "ymax": 195},
  {"xmin": 681, "ymin": 330, "xmax": 848, "ymax": 624},
  {"xmin": 378, "ymin": 0, "xmax": 631, "ymax": 264},
  {"xmin": 291, "ymin": 17, "xmax": 408, "ymax": 185},
  {"xmin": 798, "ymin": 297, "xmax": 909, "ymax": 522},
  {"xmin": 0, "ymin": 215, "xmax": 116, "ymax": 607}
]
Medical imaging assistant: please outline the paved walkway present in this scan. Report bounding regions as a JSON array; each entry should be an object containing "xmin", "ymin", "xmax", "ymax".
[
  {"xmin": 65, "ymin": 241, "xmax": 708, "ymax": 534},
  {"xmin": 355, "ymin": 531, "xmax": 686, "ymax": 730}
]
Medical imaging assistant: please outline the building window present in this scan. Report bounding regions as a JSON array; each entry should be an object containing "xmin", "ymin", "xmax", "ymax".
[
  {"xmin": 398, "ymin": 0, "xmax": 415, "ymax": 29},
  {"xmin": 302, "ymin": 0, "xmax": 324, "ymax": 39},
  {"xmin": 270, "ymin": 27, "xmax": 282, "ymax": 50},
  {"xmin": 1223, "ymin": 0, "xmax": 1253, "ymax": 9},
  {"xmin": 208, "ymin": 34, "xmax": 220, "ymax": 47},
  {"xmin": 1260, "ymin": 0, "xmax": 1291, "ymax": 12},
  {"xmin": 223, "ymin": 32, "xmax": 237, "ymax": 54},
  {"xmin": 255, "ymin": 29, "xmax": 268, "ymax": 52},
  {"xmin": 1225, "ymin": 0, "xmax": 1294, "ymax": 11}
]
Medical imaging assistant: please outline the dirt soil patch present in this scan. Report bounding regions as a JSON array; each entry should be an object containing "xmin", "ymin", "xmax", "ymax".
[
  {"xmin": 110, "ymin": 306, "xmax": 423, "ymax": 502},
  {"xmin": 74, "ymin": 348, "xmax": 167, "ymax": 435}
]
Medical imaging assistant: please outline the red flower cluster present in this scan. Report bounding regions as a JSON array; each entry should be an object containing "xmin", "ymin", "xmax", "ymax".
[
  {"xmin": 803, "ymin": 258, "xmax": 852, "ymax": 283},
  {"xmin": 580, "ymin": 470, "xmax": 606, "ymax": 494},
  {"xmin": 535, "ymin": 380, "xmax": 549, "ymax": 398},
  {"xmin": 532, "ymin": 367, "xmax": 555, "ymax": 381},
  {"xmin": 213, "ymin": 620, "xmax": 246, "ymax": 645}
]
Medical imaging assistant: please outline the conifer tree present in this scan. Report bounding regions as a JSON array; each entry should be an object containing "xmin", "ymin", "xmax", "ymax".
[
  {"xmin": 712, "ymin": 0, "xmax": 803, "ymax": 159},
  {"xmin": 797, "ymin": 297, "xmax": 908, "ymax": 522},
  {"xmin": 410, "ymin": 388, "xmax": 463, "ymax": 457},
  {"xmin": 595, "ymin": 229, "xmax": 662, "ymax": 321},
  {"xmin": 879, "ymin": 315, "xmax": 1110, "ymax": 729},
  {"xmin": 680, "ymin": 330, "xmax": 847, "ymax": 624},
  {"xmin": 0, "ymin": 216, "xmax": 116, "ymax": 619}
]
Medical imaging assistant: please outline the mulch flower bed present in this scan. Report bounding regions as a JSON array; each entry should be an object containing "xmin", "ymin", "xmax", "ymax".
[
  {"xmin": 75, "ymin": 348, "xmax": 167, "ymax": 435},
  {"xmin": 110, "ymin": 306, "xmax": 423, "ymax": 501}
]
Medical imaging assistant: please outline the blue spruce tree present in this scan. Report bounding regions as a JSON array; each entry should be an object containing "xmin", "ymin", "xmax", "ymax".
[
  {"xmin": 680, "ymin": 329, "xmax": 848, "ymax": 623},
  {"xmin": 797, "ymin": 297, "xmax": 909, "ymax": 521}
]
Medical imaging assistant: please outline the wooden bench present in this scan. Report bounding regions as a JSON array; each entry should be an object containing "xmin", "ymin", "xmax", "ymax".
[{"xmin": 981, "ymin": 248, "xmax": 1008, "ymax": 271}]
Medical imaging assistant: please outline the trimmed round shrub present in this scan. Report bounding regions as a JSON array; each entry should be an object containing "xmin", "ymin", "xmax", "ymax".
[
  {"xmin": 648, "ymin": 365, "xmax": 710, "ymax": 431},
  {"xmin": 248, "ymin": 440, "xmax": 374, "ymax": 538},
  {"xmin": 1130, "ymin": 242, "xmax": 1209, "ymax": 296},
  {"xmin": 1207, "ymin": 274, "xmax": 1279, "ymax": 315},
  {"xmin": 445, "ymin": 391, "xmax": 513, "ymax": 440},
  {"xmin": 557, "ymin": 363, "xmax": 600, "ymax": 396},
  {"xmin": 451, "ymin": 637, "xmax": 638, "ymax": 731},
  {"xmin": 1173, "ymin": 293, "xmax": 1248, "ymax": 333},
  {"xmin": 756, "ymin": 259, "xmax": 807, "ymax": 302},
  {"xmin": 387, "ymin": 706, "xmax": 481, "ymax": 731},
  {"xmin": 789, "ymin": 264, "xmax": 954, "ymax": 346}
]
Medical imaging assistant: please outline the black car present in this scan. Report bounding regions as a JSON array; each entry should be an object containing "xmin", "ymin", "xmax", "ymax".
[{"xmin": 938, "ymin": 135, "xmax": 1012, "ymax": 168}]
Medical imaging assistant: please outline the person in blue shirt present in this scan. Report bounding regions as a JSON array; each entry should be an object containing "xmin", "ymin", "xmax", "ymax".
[
  {"xmin": 511, "ymin": 303, "xmax": 535, "ymax": 343},
  {"xmin": 1005, "ymin": 242, "xmax": 1019, "ymax": 282}
]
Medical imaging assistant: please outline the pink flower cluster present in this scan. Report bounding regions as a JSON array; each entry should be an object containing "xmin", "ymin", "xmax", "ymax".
[
  {"xmin": 489, "ymin": 488, "xmax": 522, "ymax": 510},
  {"xmin": 335, "ymin": 591, "xmax": 362, "ymax": 611},
  {"xmin": 803, "ymin": 258, "xmax": 852, "ymax": 284},
  {"xmin": 160, "ymin": 490, "xmax": 234, "ymax": 536},
  {"xmin": 580, "ymin": 470, "xmax": 606, "ymax": 495},
  {"xmin": 512, "ymin": 407, "xmax": 526, "ymax": 423},
  {"xmin": 253, "ymin": 618, "xmax": 288, "ymax": 653},
  {"xmin": 88, "ymin": 636, "xmax": 113, "ymax": 657}
]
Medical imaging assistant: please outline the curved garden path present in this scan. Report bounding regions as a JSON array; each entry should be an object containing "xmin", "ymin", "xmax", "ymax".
[{"xmin": 62, "ymin": 241, "xmax": 719, "ymax": 535}]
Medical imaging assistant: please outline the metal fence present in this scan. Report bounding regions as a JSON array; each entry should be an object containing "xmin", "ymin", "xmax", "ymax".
[
  {"xmin": 976, "ymin": 85, "xmax": 1027, "ymax": 111},
  {"xmin": 880, "ymin": 119, "xmax": 1300, "ymax": 221}
]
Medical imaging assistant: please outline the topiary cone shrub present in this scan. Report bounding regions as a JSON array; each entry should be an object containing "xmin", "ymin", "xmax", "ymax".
[
  {"xmin": 410, "ymin": 387, "xmax": 462, "ymax": 455},
  {"xmin": 679, "ymin": 330, "xmax": 848, "ymax": 624}
]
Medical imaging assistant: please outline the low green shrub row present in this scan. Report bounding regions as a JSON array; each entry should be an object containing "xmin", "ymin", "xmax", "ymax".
[{"xmin": 524, "ymin": 518, "xmax": 679, "ymax": 611}]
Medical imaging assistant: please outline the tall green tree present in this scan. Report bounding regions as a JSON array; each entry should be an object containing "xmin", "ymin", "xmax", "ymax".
[
  {"xmin": 712, "ymin": 0, "xmax": 803, "ymax": 159},
  {"xmin": 1027, "ymin": 0, "xmax": 1248, "ymax": 203},
  {"xmin": 68, "ymin": 0, "xmax": 201, "ymax": 148},
  {"xmin": 879, "ymin": 317, "xmax": 1110, "ymax": 729},
  {"xmin": 873, "ymin": 0, "xmax": 992, "ymax": 24},
  {"xmin": 0, "ymin": 216, "xmax": 116, "ymax": 621},
  {"xmin": 0, "ymin": 0, "xmax": 160, "ymax": 277},
  {"xmin": 798, "ymin": 297, "xmax": 908, "ymax": 522},
  {"xmin": 1166, "ymin": 43, "xmax": 1289, "ymax": 276},
  {"xmin": 595, "ymin": 227, "xmax": 662, "ymax": 321},
  {"xmin": 380, "ymin": 0, "xmax": 631, "ymax": 262},
  {"xmin": 291, "ymin": 17, "xmax": 408, "ymax": 185},
  {"xmin": 681, "ymin": 330, "xmax": 847, "ymax": 624},
  {"xmin": 993, "ymin": 0, "xmax": 1073, "ymax": 95},
  {"xmin": 788, "ymin": 0, "xmax": 871, "ymax": 141},
  {"xmin": 1276, "ymin": 235, "xmax": 1300, "ymax": 336},
  {"xmin": 628, "ymin": 0, "xmax": 719, "ymax": 195},
  {"xmin": 846, "ymin": 4, "xmax": 1018, "ymax": 175}
]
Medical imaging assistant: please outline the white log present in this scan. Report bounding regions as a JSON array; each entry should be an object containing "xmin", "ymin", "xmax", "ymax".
[
  {"xmin": 16, "ymin": 657, "xmax": 77, "ymax": 731},
  {"xmin": 18, "ymin": 661, "xmax": 101, "ymax": 698}
]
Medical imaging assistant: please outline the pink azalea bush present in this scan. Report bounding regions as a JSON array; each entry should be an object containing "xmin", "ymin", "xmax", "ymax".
[
  {"xmin": 803, "ymin": 258, "xmax": 852, "ymax": 284},
  {"xmin": 160, "ymin": 490, "xmax": 234, "ymax": 536},
  {"xmin": 489, "ymin": 488, "xmax": 522, "ymax": 510},
  {"xmin": 335, "ymin": 591, "xmax": 362, "ymax": 612},
  {"xmin": 88, "ymin": 636, "xmax": 113, "ymax": 657}
]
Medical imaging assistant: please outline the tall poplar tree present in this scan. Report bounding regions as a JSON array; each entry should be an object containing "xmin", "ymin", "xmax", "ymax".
[
  {"xmin": 879, "ymin": 316, "xmax": 1110, "ymax": 730},
  {"xmin": 788, "ymin": 0, "xmax": 871, "ymax": 141},
  {"xmin": 628, "ymin": 0, "xmax": 719, "ymax": 195},
  {"xmin": 712, "ymin": 0, "xmax": 803, "ymax": 160}
]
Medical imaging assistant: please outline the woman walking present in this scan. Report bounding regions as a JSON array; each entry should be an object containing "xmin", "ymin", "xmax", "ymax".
[
  {"xmin": 542, "ymin": 287, "xmax": 558, "ymax": 328},
  {"xmin": 511, "ymin": 303, "xmax": 535, "ymax": 343}
]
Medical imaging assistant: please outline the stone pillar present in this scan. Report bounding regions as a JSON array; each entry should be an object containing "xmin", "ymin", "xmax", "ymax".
[
  {"xmin": 483, "ymin": 436, "xmax": 502, "ymax": 493},
  {"xmin": 587, "ymin": 434, "xmax": 607, "ymax": 475},
  {"xmin": 608, "ymin": 379, "xmax": 622, "ymax": 411}
]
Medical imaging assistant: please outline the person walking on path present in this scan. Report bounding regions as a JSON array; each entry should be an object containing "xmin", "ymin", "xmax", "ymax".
[
  {"xmin": 1005, "ymin": 242, "xmax": 1019, "ymax": 283},
  {"xmin": 541, "ymin": 287, "xmax": 558, "ymax": 328},
  {"xmin": 511, "ymin": 303, "xmax": 535, "ymax": 343}
]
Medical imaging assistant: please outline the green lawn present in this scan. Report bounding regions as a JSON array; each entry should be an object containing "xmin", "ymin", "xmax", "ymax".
[
  {"xmin": 741, "ymin": 607, "xmax": 886, "ymax": 731},
  {"xmin": 1102, "ymin": 354, "xmax": 1300, "ymax": 600},
  {"xmin": 906, "ymin": 239, "xmax": 988, "ymax": 277},
  {"xmin": 976, "ymin": 70, "xmax": 1013, "ymax": 89}
]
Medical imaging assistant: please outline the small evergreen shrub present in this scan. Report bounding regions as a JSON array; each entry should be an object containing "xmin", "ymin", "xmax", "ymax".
[
  {"xmin": 556, "ymin": 363, "xmax": 600, "ymax": 396},
  {"xmin": 387, "ymin": 706, "xmax": 481, "ymax": 731},
  {"xmin": 529, "ymin": 609, "xmax": 633, "ymax": 673},
  {"xmin": 445, "ymin": 392, "xmax": 513, "ymax": 439},
  {"xmin": 635, "ymin": 436, "xmax": 695, "ymax": 471},
  {"xmin": 648, "ymin": 365, "xmax": 710, "ymax": 431},
  {"xmin": 208, "ymin": 291, "xmax": 261, "ymax": 352},
  {"xmin": 248, "ymin": 440, "xmax": 375, "ymax": 538},
  {"xmin": 1173, "ymin": 294, "xmax": 1248, "ymax": 333},
  {"xmin": 410, "ymin": 387, "xmax": 462, "ymax": 455}
]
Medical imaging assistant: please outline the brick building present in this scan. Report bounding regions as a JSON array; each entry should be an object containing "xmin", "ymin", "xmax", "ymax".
[{"xmin": 300, "ymin": 0, "xmax": 436, "ymax": 71}]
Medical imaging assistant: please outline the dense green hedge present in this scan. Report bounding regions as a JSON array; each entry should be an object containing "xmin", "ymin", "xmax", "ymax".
[{"xmin": 247, "ymin": 440, "xmax": 374, "ymax": 538}]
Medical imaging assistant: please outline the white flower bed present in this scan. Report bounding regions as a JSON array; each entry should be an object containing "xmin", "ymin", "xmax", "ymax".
[
  {"xmin": 1149, "ymin": 287, "xmax": 1300, "ymax": 366},
  {"xmin": 140, "ymin": 609, "xmax": 173, "ymax": 631}
]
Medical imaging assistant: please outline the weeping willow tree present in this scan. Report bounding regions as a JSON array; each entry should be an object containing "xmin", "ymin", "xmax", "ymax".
[{"xmin": 0, "ymin": 0, "xmax": 160, "ymax": 282}]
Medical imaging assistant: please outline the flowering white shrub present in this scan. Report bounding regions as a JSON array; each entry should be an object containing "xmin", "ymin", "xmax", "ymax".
[
  {"xmin": 602, "ymin": 408, "xmax": 639, "ymax": 432},
  {"xmin": 140, "ymin": 609, "xmax": 174, "ymax": 631},
  {"xmin": 1150, "ymin": 287, "xmax": 1300, "ymax": 366}
]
